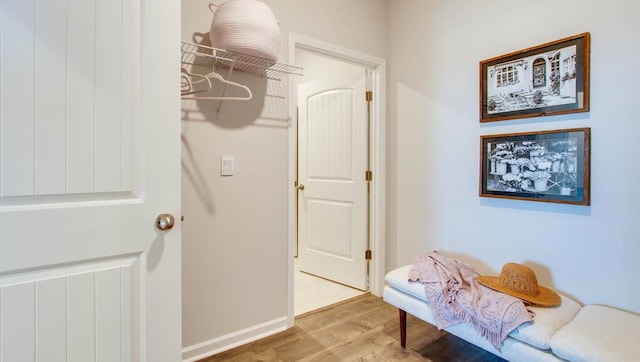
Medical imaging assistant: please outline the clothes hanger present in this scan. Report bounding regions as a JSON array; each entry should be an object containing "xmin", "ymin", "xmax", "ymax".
[
  {"xmin": 181, "ymin": 73, "xmax": 194, "ymax": 93},
  {"xmin": 181, "ymin": 69, "xmax": 253, "ymax": 101},
  {"xmin": 181, "ymin": 67, "xmax": 213, "ymax": 96}
]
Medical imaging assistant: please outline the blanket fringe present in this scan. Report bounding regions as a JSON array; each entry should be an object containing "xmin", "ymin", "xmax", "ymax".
[{"xmin": 452, "ymin": 303, "xmax": 505, "ymax": 351}]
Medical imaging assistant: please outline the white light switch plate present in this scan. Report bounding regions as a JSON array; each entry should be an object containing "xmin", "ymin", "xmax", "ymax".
[{"xmin": 220, "ymin": 155, "xmax": 234, "ymax": 176}]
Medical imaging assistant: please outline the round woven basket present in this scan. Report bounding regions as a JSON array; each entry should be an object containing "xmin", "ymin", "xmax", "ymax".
[{"xmin": 209, "ymin": 0, "xmax": 281, "ymax": 62}]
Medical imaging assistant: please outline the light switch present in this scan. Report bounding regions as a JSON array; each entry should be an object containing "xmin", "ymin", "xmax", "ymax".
[{"xmin": 220, "ymin": 155, "xmax": 234, "ymax": 176}]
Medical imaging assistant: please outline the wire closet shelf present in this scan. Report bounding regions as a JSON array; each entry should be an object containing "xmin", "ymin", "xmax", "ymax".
[{"xmin": 181, "ymin": 41, "xmax": 304, "ymax": 80}]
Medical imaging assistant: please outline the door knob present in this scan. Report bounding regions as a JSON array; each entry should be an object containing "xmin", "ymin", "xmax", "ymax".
[
  {"xmin": 156, "ymin": 213, "xmax": 175, "ymax": 231},
  {"xmin": 296, "ymin": 183, "xmax": 305, "ymax": 191}
]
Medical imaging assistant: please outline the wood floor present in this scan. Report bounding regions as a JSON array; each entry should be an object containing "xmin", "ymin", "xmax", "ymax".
[{"xmin": 199, "ymin": 294, "xmax": 506, "ymax": 362}]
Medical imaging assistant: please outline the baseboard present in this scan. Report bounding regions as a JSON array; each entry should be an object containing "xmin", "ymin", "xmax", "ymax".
[{"xmin": 181, "ymin": 316, "xmax": 288, "ymax": 362}]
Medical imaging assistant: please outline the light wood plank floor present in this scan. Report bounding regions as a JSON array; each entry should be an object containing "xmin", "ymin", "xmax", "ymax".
[{"xmin": 200, "ymin": 294, "xmax": 506, "ymax": 361}]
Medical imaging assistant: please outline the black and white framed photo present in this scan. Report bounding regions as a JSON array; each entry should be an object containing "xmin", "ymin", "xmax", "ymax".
[
  {"xmin": 480, "ymin": 128, "xmax": 590, "ymax": 205},
  {"xmin": 480, "ymin": 33, "xmax": 590, "ymax": 123}
]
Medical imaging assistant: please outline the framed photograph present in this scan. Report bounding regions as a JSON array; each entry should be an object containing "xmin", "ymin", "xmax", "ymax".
[
  {"xmin": 480, "ymin": 33, "xmax": 590, "ymax": 122},
  {"xmin": 480, "ymin": 128, "xmax": 590, "ymax": 205}
]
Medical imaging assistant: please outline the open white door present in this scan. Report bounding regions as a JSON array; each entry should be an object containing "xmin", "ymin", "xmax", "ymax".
[
  {"xmin": 297, "ymin": 50, "xmax": 369, "ymax": 291},
  {"xmin": 0, "ymin": 1, "xmax": 180, "ymax": 361}
]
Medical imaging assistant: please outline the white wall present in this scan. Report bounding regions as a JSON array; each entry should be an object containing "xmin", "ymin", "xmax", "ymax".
[
  {"xmin": 387, "ymin": 0, "xmax": 640, "ymax": 314},
  {"xmin": 180, "ymin": 0, "xmax": 388, "ymax": 358}
]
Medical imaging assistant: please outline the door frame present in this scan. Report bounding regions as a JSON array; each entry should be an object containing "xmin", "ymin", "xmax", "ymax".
[{"xmin": 286, "ymin": 34, "xmax": 386, "ymax": 326}]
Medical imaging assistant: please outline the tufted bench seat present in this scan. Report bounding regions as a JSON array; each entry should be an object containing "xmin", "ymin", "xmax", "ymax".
[{"xmin": 383, "ymin": 265, "xmax": 640, "ymax": 361}]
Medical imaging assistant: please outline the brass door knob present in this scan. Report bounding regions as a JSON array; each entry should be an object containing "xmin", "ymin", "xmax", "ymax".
[
  {"xmin": 156, "ymin": 213, "xmax": 175, "ymax": 231},
  {"xmin": 296, "ymin": 183, "xmax": 305, "ymax": 191}
]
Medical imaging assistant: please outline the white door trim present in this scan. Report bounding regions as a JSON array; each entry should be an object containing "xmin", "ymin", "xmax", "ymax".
[{"xmin": 286, "ymin": 34, "xmax": 386, "ymax": 326}]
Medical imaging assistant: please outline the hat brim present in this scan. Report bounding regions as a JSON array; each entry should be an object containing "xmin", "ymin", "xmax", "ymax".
[{"xmin": 476, "ymin": 275, "xmax": 561, "ymax": 307}]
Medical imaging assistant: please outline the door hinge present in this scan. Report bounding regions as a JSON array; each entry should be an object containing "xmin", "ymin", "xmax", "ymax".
[
  {"xmin": 365, "ymin": 170, "xmax": 372, "ymax": 181},
  {"xmin": 365, "ymin": 249, "xmax": 372, "ymax": 260},
  {"xmin": 365, "ymin": 91, "xmax": 372, "ymax": 102}
]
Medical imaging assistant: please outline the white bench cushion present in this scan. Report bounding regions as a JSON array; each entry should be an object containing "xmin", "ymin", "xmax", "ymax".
[
  {"xmin": 510, "ymin": 295, "xmax": 581, "ymax": 350},
  {"xmin": 550, "ymin": 305, "xmax": 640, "ymax": 362},
  {"xmin": 385, "ymin": 265, "xmax": 424, "ymax": 300}
]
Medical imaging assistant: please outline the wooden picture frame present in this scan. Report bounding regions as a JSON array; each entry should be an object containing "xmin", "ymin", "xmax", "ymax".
[
  {"xmin": 480, "ymin": 33, "xmax": 590, "ymax": 123},
  {"xmin": 480, "ymin": 128, "xmax": 590, "ymax": 205}
]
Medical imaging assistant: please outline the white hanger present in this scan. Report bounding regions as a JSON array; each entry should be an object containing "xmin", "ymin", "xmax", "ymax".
[
  {"xmin": 181, "ymin": 69, "xmax": 253, "ymax": 101},
  {"xmin": 181, "ymin": 74, "xmax": 192, "ymax": 92},
  {"xmin": 181, "ymin": 67, "xmax": 213, "ymax": 96}
]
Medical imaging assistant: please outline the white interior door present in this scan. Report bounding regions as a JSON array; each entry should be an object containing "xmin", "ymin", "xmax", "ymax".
[
  {"xmin": 297, "ymin": 50, "xmax": 369, "ymax": 291},
  {"xmin": 0, "ymin": 1, "xmax": 180, "ymax": 361}
]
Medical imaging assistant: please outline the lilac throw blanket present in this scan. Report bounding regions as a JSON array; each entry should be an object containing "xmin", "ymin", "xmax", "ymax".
[{"xmin": 408, "ymin": 251, "xmax": 532, "ymax": 350}]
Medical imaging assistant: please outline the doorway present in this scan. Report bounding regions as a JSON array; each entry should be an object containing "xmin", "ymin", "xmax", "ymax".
[
  {"xmin": 295, "ymin": 47, "xmax": 369, "ymax": 314},
  {"xmin": 287, "ymin": 35, "xmax": 386, "ymax": 320}
]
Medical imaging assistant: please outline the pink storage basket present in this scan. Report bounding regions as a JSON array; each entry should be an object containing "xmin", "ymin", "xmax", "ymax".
[{"xmin": 209, "ymin": 0, "xmax": 281, "ymax": 62}]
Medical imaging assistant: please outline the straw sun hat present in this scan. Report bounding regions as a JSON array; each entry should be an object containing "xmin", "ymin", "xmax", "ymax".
[{"xmin": 477, "ymin": 263, "xmax": 561, "ymax": 307}]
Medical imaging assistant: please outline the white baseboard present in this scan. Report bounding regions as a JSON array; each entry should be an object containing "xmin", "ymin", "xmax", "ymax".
[{"xmin": 181, "ymin": 316, "xmax": 288, "ymax": 362}]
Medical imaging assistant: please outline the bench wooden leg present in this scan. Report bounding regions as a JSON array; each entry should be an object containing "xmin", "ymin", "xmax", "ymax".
[{"xmin": 399, "ymin": 309, "xmax": 407, "ymax": 348}]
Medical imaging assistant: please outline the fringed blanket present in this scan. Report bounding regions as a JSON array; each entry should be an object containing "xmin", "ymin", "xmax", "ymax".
[{"xmin": 408, "ymin": 251, "xmax": 532, "ymax": 350}]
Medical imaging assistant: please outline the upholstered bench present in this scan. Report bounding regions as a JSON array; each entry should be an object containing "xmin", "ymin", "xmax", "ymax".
[{"xmin": 383, "ymin": 264, "xmax": 640, "ymax": 361}]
